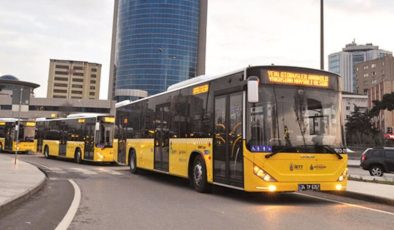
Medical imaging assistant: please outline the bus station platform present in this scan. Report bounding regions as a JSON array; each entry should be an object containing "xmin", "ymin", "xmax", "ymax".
[{"xmin": 0, "ymin": 154, "xmax": 46, "ymax": 214}]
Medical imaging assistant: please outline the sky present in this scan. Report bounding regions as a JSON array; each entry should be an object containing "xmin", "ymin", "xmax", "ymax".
[{"xmin": 1, "ymin": 0, "xmax": 394, "ymax": 99}]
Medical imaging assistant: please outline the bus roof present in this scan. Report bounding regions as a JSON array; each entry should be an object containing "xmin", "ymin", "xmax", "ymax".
[{"xmin": 116, "ymin": 65, "xmax": 340, "ymax": 109}]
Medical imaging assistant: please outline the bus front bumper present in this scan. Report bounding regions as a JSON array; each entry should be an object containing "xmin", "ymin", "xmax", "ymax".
[{"xmin": 246, "ymin": 181, "xmax": 347, "ymax": 193}]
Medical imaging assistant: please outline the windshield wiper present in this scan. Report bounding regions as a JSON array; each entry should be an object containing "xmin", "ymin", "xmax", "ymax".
[
  {"xmin": 265, "ymin": 146, "xmax": 294, "ymax": 159},
  {"xmin": 321, "ymin": 145, "xmax": 343, "ymax": 160}
]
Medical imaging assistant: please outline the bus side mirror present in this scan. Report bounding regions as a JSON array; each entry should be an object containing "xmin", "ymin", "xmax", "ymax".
[{"xmin": 247, "ymin": 77, "xmax": 259, "ymax": 103}]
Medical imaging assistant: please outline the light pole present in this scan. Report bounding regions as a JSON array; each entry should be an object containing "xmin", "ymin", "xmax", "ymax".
[
  {"xmin": 14, "ymin": 87, "xmax": 23, "ymax": 165},
  {"xmin": 320, "ymin": 0, "xmax": 324, "ymax": 70}
]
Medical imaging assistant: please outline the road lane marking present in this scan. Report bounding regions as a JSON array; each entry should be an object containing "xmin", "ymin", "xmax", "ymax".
[
  {"xmin": 27, "ymin": 161, "xmax": 51, "ymax": 170},
  {"xmin": 69, "ymin": 167, "xmax": 97, "ymax": 175},
  {"xmin": 95, "ymin": 167, "xmax": 122, "ymax": 175},
  {"xmin": 55, "ymin": 179, "xmax": 81, "ymax": 230},
  {"xmin": 296, "ymin": 192, "xmax": 394, "ymax": 216}
]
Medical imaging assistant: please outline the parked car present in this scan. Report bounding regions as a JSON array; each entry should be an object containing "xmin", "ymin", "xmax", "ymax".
[{"xmin": 360, "ymin": 147, "xmax": 394, "ymax": 176}]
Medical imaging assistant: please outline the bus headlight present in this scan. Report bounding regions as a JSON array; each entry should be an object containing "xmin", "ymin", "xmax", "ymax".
[
  {"xmin": 337, "ymin": 168, "xmax": 348, "ymax": 182},
  {"xmin": 253, "ymin": 165, "xmax": 277, "ymax": 182}
]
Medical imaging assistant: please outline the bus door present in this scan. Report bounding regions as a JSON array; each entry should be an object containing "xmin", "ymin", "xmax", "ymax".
[
  {"xmin": 5, "ymin": 123, "xmax": 13, "ymax": 150},
  {"xmin": 59, "ymin": 122, "xmax": 67, "ymax": 157},
  {"xmin": 213, "ymin": 92, "xmax": 244, "ymax": 187},
  {"xmin": 117, "ymin": 117, "xmax": 127, "ymax": 164},
  {"xmin": 154, "ymin": 103, "xmax": 170, "ymax": 172},
  {"xmin": 84, "ymin": 119, "xmax": 95, "ymax": 160}
]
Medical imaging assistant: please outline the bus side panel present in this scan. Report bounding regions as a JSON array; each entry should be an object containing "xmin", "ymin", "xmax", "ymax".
[
  {"xmin": 127, "ymin": 139, "xmax": 154, "ymax": 170},
  {"xmin": 93, "ymin": 146, "xmax": 115, "ymax": 162},
  {"xmin": 66, "ymin": 141, "xmax": 85, "ymax": 159},
  {"xmin": 14, "ymin": 142, "xmax": 35, "ymax": 152},
  {"xmin": 113, "ymin": 139, "xmax": 119, "ymax": 162},
  {"xmin": 170, "ymin": 138, "xmax": 213, "ymax": 182},
  {"xmin": 43, "ymin": 140, "xmax": 60, "ymax": 156},
  {"xmin": 0, "ymin": 138, "xmax": 4, "ymax": 151}
]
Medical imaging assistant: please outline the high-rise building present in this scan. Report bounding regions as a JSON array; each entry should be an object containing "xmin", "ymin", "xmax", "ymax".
[
  {"xmin": 108, "ymin": 0, "xmax": 207, "ymax": 101},
  {"xmin": 355, "ymin": 55, "xmax": 394, "ymax": 132},
  {"xmin": 328, "ymin": 41, "xmax": 391, "ymax": 93},
  {"xmin": 47, "ymin": 59, "xmax": 102, "ymax": 100}
]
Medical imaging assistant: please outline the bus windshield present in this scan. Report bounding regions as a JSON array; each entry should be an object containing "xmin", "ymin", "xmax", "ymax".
[
  {"xmin": 247, "ymin": 85, "xmax": 342, "ymax": 153},
  {"xmin": 95, "ymin": 121, "xmax": 114, "ymax": 148}
]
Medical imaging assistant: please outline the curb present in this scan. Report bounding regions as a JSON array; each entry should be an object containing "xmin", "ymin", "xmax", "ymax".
[
  {"xmin": 348, "ymin": 165, "xmax": 359, "ymax": 168},
  {"xmin": 0, "ymin": 165, "xmax": 47, "ymax": 216},
  {"xmin": 329, "ymin": 191, "xmax": 394, "ymax": 206}
]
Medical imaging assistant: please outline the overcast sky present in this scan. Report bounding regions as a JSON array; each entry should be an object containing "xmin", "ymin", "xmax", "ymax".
[{"xmin": 1, "ymin": 0, "xmax": 394, "ymax": 99}]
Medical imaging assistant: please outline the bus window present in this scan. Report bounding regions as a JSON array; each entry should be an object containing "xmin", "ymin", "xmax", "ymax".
[{"xmin": 96, "ymin": 121, "xmax": 114, "ymax": 148}]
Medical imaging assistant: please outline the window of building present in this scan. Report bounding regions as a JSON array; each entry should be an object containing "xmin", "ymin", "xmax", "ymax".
[
  {"xmin": 90, "ymin": 80, "xmax": 96, "ymax": 84},
  {"xmin": 371, "ymin": 64, "xmax": 376, "ymax": 68},
  {"xmin": 372, "ymin": 71, "xmax": 376, "ymax": 76},
  {"xmin": 71, "ymin": 90, "xmax": 82, "ymax": 94},
  {"xmin": 55, "ymin": 65, "xmax": 69, "ymax": 69},
  {"xmin": 73, "ymin": 66, "xmax": 83, "ymax": 70},
  {"xmin": 91, "ymin": 68, "xmax": 97, "ymax": 72},
  {"xmin": 72, "ymin": 84, "xmax": 83, "ymax": 88},
  {"xmin": 363, "ymin": 65, "xmax": 368, "ymax": 70},
  {"xmin": 54, "ymin": 89, "xmax": 67, "ymax": 93},
  {"xmin": 346, "ymin": 115, "xmax": 350, "ymax": 119},
  {"xmin": 55, "ymin": 71, "xmax": 68, "ymax": 75},
  {"xmin": 89, "ymin": 92, "xmax": 95, "ymax": 96},
  {"xmin": 90, "ymin": 86, "xmax": 95, "ymax": 90},
  {"xmin": 363, "ymin": 73, "xmax": 368, "ymax": 78},
  {"xmin": 73, "ymin": 78, "xmax": 84, "ymax": 82},
  {"xmin": 91, "ymin": 74, "xmax": 96, "ymax": 78},
  {"xmin": 71, "ymin": 96, "xmax": 82, "ymax": 99},
  {"xmin": 54, "ymin": 95, "xmax": 67, "ymax": 99},
  {"xmin": 73, "ymin": 72, "xmax": 84, "ymax": 76},
  {"xmin": 54, "ymin": 83, "xmax": 68, "ymax": 87},
  {"xmin": 346, "ymin": 106, "xmax": 350, "ymax": 110}
]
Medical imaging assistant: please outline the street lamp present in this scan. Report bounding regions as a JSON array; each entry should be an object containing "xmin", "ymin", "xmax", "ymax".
[
  {"xmin": 320, "ymin": 0, "xmax": 324, "ymax": 70},
  {"xmin": 14, "ymin": 87, "xmax": 23, "ymax": 165}
]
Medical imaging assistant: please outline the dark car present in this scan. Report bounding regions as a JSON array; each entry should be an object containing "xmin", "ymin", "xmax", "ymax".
[{"xmin": 360, "ymin": 147, "xmax": 394, "ymax": 176}]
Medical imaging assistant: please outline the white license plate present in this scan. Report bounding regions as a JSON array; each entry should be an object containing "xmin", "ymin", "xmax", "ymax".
[{"xmin": 298, "ymin": 184, "xmax": 320, "ymax": 191}]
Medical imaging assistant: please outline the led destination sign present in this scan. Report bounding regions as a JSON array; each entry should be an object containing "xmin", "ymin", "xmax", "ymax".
[{"xmin": 267, "ymin": 70, "xmax": 329, "ymax": 88}]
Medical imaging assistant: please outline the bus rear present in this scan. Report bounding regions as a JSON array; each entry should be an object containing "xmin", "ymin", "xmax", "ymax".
[
  {"xmin": 0, "ymin": 119, "xmax": 36, "ymax": 153},
  {"xmin": 93, "ymin": 116, "xmax": 116, "ymax": 162},
  {"xmin": 244, "ymin": 66, "xmax": 347, "ymax": 192}
]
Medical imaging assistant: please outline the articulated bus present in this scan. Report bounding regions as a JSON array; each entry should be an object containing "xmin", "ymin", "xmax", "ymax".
[
  {"xmin": 115, "ymin": 65, "xmax": 348, "ymax": 193},
  {"xmin": 36, "ymin": 114, "xmax": 116, "ymax": 163},
  {"xmin": 0, "ymin": 118, "xmax": 36, "ymax": 153}
]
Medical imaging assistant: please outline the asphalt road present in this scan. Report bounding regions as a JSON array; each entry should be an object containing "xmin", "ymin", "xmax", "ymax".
[{"xmin": 1, "ymin": 154, "xmax": 394, "ymax": 230}]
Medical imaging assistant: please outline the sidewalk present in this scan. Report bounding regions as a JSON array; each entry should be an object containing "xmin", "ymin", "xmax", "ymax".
[
  {"xmin": 0, "ymin": 154, "xmax": 46, "ymax": 213},
  {"xmin": 345, "ymin": 181, "xmax": 394, "ymax": 205}
]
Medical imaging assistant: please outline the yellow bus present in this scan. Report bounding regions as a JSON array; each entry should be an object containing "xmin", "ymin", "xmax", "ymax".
[
  {"xmin": 36, "ymin": 114, "xmax": 116, "ymax": 163},
  {"xmin": 0, "ymin": 118, "xmax": 36, "ymax": 153},
  {"xmin": 115, "ymin": 66, "xmax": 348, "ymax": 193}
]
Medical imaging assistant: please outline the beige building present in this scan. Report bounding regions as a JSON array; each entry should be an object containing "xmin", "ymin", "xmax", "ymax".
[
  {"xmin": 341, "ymin": 92, "xmax": 368, "ymax": 125},
  {"xmin": 47, "ymin": 59, "xmax": 101, "ymax": 100},
  {"xmin": 355, "ymin": 55, "xmax": 394, "ymax": 132}
]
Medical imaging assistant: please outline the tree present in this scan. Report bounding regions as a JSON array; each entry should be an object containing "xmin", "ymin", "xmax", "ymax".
[
  {"xmin": 370, "ymin": 92, "xmax": 394, "ymax": 116},
  {"xmin": 345, "ymin": 106, "xmax": 380, "ymax": 146}
]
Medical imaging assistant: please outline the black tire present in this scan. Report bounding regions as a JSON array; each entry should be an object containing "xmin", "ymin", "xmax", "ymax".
[
  {"xmin": 44, "ymin": 146, "xmax": 50, "ymax": 159},
  {"xmin": 0, "ymin": 144, "xmax": 3, "ymax": 153},
  {"xmin": 192, "ymin": 155, "xmax": 211, "ymax": 193},
  {"xmin": 74, "ymin": 149, "xmax": 82, "ymax": 164},
  {"xmin": 129, "ymin": 150, "xmax": 137, "ymax": 174},
  {"xmin": 369, "ymin": 165, "xmax": 384, "ymax": 177}
]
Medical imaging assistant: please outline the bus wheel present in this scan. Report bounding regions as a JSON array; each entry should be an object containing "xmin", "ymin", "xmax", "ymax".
[
  {"xmin": 74, "ymin": 149, "xmax": 82, "ymax": 164},
  {"xmin": 129, "ymin": 150, "xmax": 137, "ymax": 174},
  {"xmin": 0, "ymin": 144, "xmax": 3, "ymax": 153},
  {"xmin": 44, "ymin": 146, "xmax": 50, "ymax": 158},
  {"xmin": 192, "ymin": 155, "xmax": 211, "ymax": 193}
]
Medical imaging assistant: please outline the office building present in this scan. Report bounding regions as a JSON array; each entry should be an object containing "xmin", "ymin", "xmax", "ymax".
[
  {"xmin": 108, "ymin": 0, "xmax": 207, "ymax": 101},
  {"xmin": 47, "ymin": 59, "xmax": 102, "ymax": 100},
  {"xmin": 341, "ymin": 92, "xmax": 368, "ymax": 125},
  {"xmin": 0, "ymin": 74, "xmax": 114, "ymax": 118},
  {"xmin": 355, "ymin": 55, "xmax": 394, "ymax": 132},
  {"xmin": 328, "ymin": 41, "xmax": 391, "ymax": 93}
]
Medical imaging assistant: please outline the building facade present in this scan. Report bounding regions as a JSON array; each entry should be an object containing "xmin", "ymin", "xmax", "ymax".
[
  {"xmin": 328, "ymin": 41, "xmax": 391, "ymax": 93},
  {"xmin": 355, "ymin": 55, "xmax": 394, "ymax": 132},
  {"xmin": 108, "ymin": 0, "xmax": 207, "ymax": 101},
  {"xmin": 47, "ymin": 59, "xmax": 102, "ymax": 100},
  {"xmin": 341, "ymin": 92, "xmax": 368, "ymax": 126}
]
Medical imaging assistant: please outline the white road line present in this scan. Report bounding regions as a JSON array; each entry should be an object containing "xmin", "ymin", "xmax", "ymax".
[
  {"xmin": 27, "ymin": 161, "xmax": 51, "ymax": 170},
  {"xmin": 55, "ymin": 179, "xmax": 81, "ymax": 230},
  {"xmin": 95, "ymin": 167, "xmax": 122, "ymax": 175},
  {"xmin": 69, "ymin": 167, "xmax": 97, "ymax": 175},
  {"xmin": 296, "ymin": 192, "xmax": 394, "ymax": 216}
]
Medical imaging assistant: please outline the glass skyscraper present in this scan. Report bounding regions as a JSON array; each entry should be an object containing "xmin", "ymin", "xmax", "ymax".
[{"xmin": 108, "ymin": 0, "xmax": 207, "ymax": 101}]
